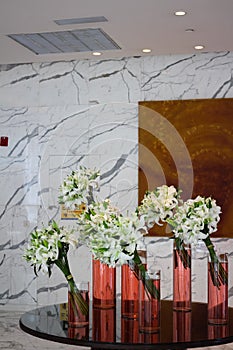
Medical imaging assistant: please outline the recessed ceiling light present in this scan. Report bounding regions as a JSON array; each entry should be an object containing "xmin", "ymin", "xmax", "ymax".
[
  {"xmin": 92, "ymin": 51, "xmax": 102, "ymax": 56},
  {"xmin": 185, "ymin": 28, "xmax": 195, "ymax": 33},
  {"xmin": 174, "ymin": 10, "xmax": 187, "ymax": 16},
  {"xmin": 194, "ymin": 45, "xmax": 205, "ymax": 50},
  {"xmin": 142, "ymin": 48, "xmax": 151, "ymax": 53}
]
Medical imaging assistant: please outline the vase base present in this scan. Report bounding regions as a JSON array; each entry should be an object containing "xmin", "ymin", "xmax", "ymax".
[
  {"xmin": 139, "ymin": 326, "xmax": 160, "ymax": 334},
  {"xmin": 93, "ymin": 302, "xmax": 116, "ymax": 309},
  {"xmin": 173, "ymin": 306, "xmax": 192, "ymax": 312},
  {"xmin": 208, "ymin": 318, "xmax": 228, "ymax": 325}
]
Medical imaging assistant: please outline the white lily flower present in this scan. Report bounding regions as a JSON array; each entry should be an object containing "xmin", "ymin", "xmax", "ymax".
[
  {"xmin": 169, "ymin": 195, "xmax": 221, "ymax": 245},
  {"xmin": 58, "ymin": 167, "xmax": 100, "ymax": 210},
  {"xmin": 78, "ymin": 198, "xmax": 147, "ymax": 267}
]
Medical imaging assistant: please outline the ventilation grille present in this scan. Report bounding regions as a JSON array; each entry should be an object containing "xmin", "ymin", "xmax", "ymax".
[
  {"xmin": 8, "ymin": 28, "xmax": 121, "ymax": 55},
  {"xmin": 54, "ymin": 16, "xmax": 108, "ymax": 25}
]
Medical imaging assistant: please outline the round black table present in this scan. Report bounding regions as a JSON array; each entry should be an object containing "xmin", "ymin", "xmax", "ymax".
[{"xmin": 19, "ymin": 301, "xmax": 233, "ymax": 350}]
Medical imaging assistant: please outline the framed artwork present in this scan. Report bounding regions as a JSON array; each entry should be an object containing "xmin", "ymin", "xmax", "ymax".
[
  {"xmin": 60, "ymin": 204, "xmax": 86, "ymax": 219},
  {"xmin": 139, "ymin": 98, "xmax": 233, "ymax": 237}
]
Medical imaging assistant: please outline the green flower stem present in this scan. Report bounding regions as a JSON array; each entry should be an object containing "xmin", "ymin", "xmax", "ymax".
[
  {"xmin": 204, "ymin": 236, "xmax": 228, "ymax": 288},
  {"xmin": 54, "ymin": 258, "xmax": 89, "ymax": 315},
  {"xmin": 133, "ymin": 250, "xmax": 160, "ymax": 300},
  {"xmin": 174, "ymin": 237, "xmax": 191, "ymax": 269}
]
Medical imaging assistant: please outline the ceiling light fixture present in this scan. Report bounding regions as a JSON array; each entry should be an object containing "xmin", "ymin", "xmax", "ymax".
[
  {"xmin": 194, "ymin": 45, "xmax": 205, "ymax": 50},
  {"xmin": 142, "ymin": 48, "xmax": 151, "ymax": 53},
  {"xmin": 174, "ymin": 10, "xmax": 187, "ymax": 16},
  {"xmin": 92, "ymin": 51, "xmax": 102, "ymax": 56}
]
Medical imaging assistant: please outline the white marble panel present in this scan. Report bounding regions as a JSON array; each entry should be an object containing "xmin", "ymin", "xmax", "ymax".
[
  {"xmin": 0, "ymin": 63, "xmax": 39, "ymax": 107},
  {"xmin": 88, "ymin": 102, "xmax": 138, "ymax": 126},
  {"xmin": 38, "ymin": 105, "xmax": 90, "ymax": 210},
  {"xmin": 0, "ymin": 106, "xmax": 40, "ymax": 157},
  {"xmin": 37, "ymin": 270, "xmax": 67, "ymax": 306},
  {"xmin": 39, "ymin": 61, "xmax": 89, "ymax": 106},
  {"xmin": 141, "ymin": 52, "xmax": 233, "ymax": 101},
  {"xmin": 88, "ymin": 57, "xmax": 142, "ymax": 104},
  {"xmin": 10, "ymin": 252, "xmax": 38, "ymax": 308},
  {"xmin": 145, "ymin": 237, "xmax": 173, "ymax": 300},
  {"xmin": 88, "ymin": 149, "xmax": 138, "ymax": 213},
  {"xmin": 0, "ymin": 156, "xmax": 39, "ymax": 206},
  {"xmin": 1, "ymin": 205, "xmax": 39, "ymax": 309},
  {"xmin": 141, "ymin": 53, "xmax": 195, "ymax": 100},
  {"xmin": 0, "ymin": 207, "xmax": 12, "ymax": 307}
]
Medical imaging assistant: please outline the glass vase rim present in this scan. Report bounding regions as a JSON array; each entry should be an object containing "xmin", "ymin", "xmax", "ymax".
[
  {"xmin": 208, "ymin": 252, "xmax": 228, "ymax": 263},
  {"xmin": 173, "ymin": 243, "xmax": 191, "ymax": 250},
  {"xmin": 68, "ymin": 281, "xmax": 89, "ymax": 291},
  {"xmin": 139, "ymin": 269, "xmax": 161, "ymax": 280}
]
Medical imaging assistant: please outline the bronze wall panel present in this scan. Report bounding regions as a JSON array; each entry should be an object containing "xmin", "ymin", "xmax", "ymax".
[{"xmin": 139, "ymin": 99, "xmax": 233, "ymax": 237}]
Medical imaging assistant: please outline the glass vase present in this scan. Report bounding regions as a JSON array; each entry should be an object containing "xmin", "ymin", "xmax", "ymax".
[
  {"xmin": 208, "ymin": 324, "xmax": 229, "ymax": 339},
  {"xmin": 208, "ymin": 253, "xmax": 228, "ymax": 325},
  {"xmin": 68, "ymin": 324, "xmax": 89, "ymax": 340},
  {"xmin": 173, "ymin": 242, "xmax": 191, "ymax": 312},
  {"xmin": 92, "ymin": 259, "xmax": 116, "ymax": 308},
  {"xmin": 92, "ymin": 307, "xmax": 116, "ymax": 342},
  {"xmin": 139, "ymin": 269, "xmax": 160, "ymax": 334},
  {"xmin": 68, "ymin": 281, "xmax": 89, "ymax": 328},
  {"xmin": 121, "ymin": 317, "xmax": 139, "ymax": 343},
  {"xmin": 173, "ymin": 311, "xmax": 191, "ymax": 342},
  {"xmin": 121, "ymin": 248, "xmax": 147, "ymax": 320}
]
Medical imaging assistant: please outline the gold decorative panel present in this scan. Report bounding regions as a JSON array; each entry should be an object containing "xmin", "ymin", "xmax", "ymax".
[{"xmin": 139, "ymin": 98, "xmax": 233, "ymax": 237}]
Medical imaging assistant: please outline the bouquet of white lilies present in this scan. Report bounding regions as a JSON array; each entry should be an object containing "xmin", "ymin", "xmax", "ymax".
[
  {"xmin": 138, "ymin": 185, "xmax": 182, "ymax": 228},
  {"xmin": 59, "ymin": 167, "xmax": 160, "ymax": 299},
  {"xmin": 78, "ymin": 198, "xmax": 160, "ymax": 299},
  {"xmin": 167, "ymin": 195, "xmax": 226, "ymax": 287},
  {"xmin": 58, "ymin": 166, "xmax": 100, "ymax": 210},
  {"xmin": 24, "ymin": 220, "xmax": 88, "ymax": 315},
  {"xmin": 138, "ymin": 185, "xmax": 226, "ymax": 287},
  {"xmin": 78, "ymin": 199, "xmax": 147, "ymax": 267}
]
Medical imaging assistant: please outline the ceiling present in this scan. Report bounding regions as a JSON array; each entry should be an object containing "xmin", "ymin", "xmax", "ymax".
[{"xmin": 1, "ymin": 0, "xmax": 233, "ymax": 64}]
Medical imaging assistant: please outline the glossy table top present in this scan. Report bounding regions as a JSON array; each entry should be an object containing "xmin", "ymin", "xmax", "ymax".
[{"xmin": 19, "ymin": 301, "xmax": 233, "ymax": 350}]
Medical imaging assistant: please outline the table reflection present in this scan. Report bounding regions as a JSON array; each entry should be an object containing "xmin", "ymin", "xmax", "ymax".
[
  {"xmin": 20, "ymin": 301, "xmax": 233, "ymax": 349},
  {"xmin": 173, "ymin": 311, "xmax": 191, "ymax": 342},
  {"xmin": 208, "ymin": 324, "xmax": 229, "ymax": 339},
  {"xmin": 92, "ymin": 307, "xmax": 116, "ymax": 342},
  {"xmin": 121, "ymin": 318, "xmax": 139, "ymax": 343},
  {"xmin": 68, "ymin": 324, "xmax": 89, "ymax": 340}
]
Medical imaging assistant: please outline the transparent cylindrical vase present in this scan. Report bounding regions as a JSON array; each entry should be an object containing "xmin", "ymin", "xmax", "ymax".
[
  {"xmin": 121, "ymin": 248, "xmax": 147, "ymax": 320},
  {"xmin": 92, "ymin": 259, "xmax": 116, "ymax": 309},
  {"xmin": 68, "ymin": 281, "xmax": 89, "ymax": 328},
  {"xmin": 173, "ymin": 243, "xmax": 191, "ymax": 312},
  {"xmin": 208, "ymin": 253, "xmax": 228, "ymax": 325},
  {"xmin": 139, "ymin": 269, "xmax": 160, "ymax": 334}
]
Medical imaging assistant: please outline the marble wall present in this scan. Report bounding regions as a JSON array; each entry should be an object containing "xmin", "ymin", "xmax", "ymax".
[{"xmin": 0, "ymin": 51, "xmax": 233, "ymax": 311}]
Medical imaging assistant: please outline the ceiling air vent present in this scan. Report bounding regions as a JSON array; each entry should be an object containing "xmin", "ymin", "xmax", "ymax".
[
  {"xmin": 54, "ymin": 16, "xmax": 108, "ymax": 25},
  {"xmin": 7, "ymin": 28, "xmax": 121, "ymax": 55}
]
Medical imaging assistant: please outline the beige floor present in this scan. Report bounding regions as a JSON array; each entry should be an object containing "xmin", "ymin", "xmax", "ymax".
[{"xmin": 1, "ymin": 310, "xmax": 233, "ymax": 350}]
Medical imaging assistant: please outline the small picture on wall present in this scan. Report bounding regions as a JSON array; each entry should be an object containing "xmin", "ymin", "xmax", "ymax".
[{"xmin": 60, "ymin": 204, "xmax": 86, "ymax": 219}]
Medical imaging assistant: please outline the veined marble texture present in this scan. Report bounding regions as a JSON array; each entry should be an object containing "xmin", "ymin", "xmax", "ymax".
[{"xmin": 0, "ymin": 51, "xmax": 233, "ymax": 311}]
